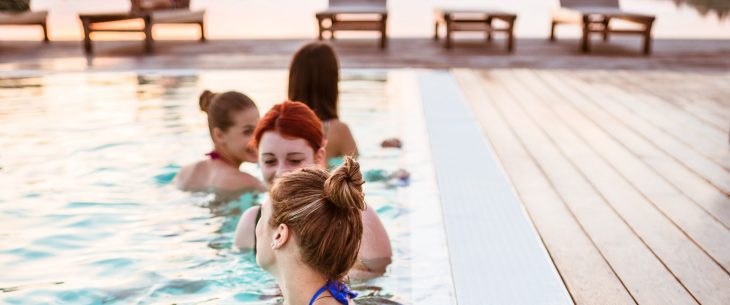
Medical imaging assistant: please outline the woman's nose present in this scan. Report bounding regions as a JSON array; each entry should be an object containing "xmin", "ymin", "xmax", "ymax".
[{"xmin": 275, "ymin": 164, "xmax": 292, "ymax": 178}]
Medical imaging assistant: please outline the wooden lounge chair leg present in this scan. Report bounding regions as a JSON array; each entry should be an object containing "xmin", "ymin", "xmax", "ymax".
[
  {"xmin": 486, "ymin": 17, "xmax": 493, "ymax": 41},
  {"xmin": 199, "ymin": 21, "xmax": 206, "ymax": 42},
  {"xmin": 581, "ymin": 15, "xmax": 590, "ymax": 53},
  {"xmin": 643, "ymin": 19, "xmax": 654, "ymax": 55},
  {"xmin": 445, "ymin": 16, "xmax": 452, "ymax": 49},
  {"xmin": 81, "ymin": 18, "xmax": 92, "ymax": 55},
  {"xmin": 317, "ymin": 16, "xmax": 325, "ymax": 40},
  {"xmin": 602, "ymin": 17, "xmax": 610, "ymax": 42},
  {"xmin": 550, "ymin": 20, "xmax": 557, "ymax": 41},
  {"xmin": 41, "ymin": 22, "xmax": 49, "ymax": 42},
  {"xmin": 143, "ymin": 16, "xmax": 153, "ymax": 53},
  {"xmin": 507, "ymin": 18, "xmax": 515, "ymax": 52},
  {"xmin": 433, "ymin": 21, "xmax": 439, "ymax": 40},
  {"xmin": 380, "ymin": 14, "xmax": 387, "ymax": 49},
  {"xmin": 331, "ymin": 16, "xmax": 337, "ymax": 40}
]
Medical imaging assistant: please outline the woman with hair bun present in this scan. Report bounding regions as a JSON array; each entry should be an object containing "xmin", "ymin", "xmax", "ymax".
[
  {"xmin": 234, "ymin": 101, "xmax": 392, "ymax": 278},
  {"xmin": 175, "ymin": 90, "xmax": 265, "ymax": 195},
  {"xmin": 256, "ymin": 156, "xmax": 364, "ymax": 305}
]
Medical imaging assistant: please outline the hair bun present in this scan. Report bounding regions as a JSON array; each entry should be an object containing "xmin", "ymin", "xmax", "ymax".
[
  {"xmin": 324, "ymin": 156, "xmax": 365, "ymax": 212},
  {"xmin": 199, "ymin": 90, "xmax": 216, "ymax": 113}
]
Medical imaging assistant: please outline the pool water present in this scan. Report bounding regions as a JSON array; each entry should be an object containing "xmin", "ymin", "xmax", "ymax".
[{"xmin": 0, "ymin": 70, "xmax": 454, "ymax": 304}]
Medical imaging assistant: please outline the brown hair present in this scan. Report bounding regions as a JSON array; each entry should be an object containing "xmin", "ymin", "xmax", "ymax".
[
  {"xmin": 288, "ymin": 42, "xmax": 339, "ymax": 121},
  {"xmin": 269, "ymin": 156, "xmax": 365, "ymax": 280},
  {"xmin": 199, "ymin": 90, "xmax": 257, "ymax": 134},
  {"xmin": 253, "ymin": 101, "xmax": 324, "ymax": 152}
]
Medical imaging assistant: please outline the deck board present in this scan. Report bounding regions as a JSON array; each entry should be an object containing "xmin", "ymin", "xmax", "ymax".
[
  {"xmin": 455, "ymin": 70, "xmax": 637, "ymax": 305},
  {"xmin": 543, "ymin": 71, "xmax": 730, "ymax": 225},
  {"xmin": 577, "ymin": 71, "xmax": 730, "ymax": 170},
  {"xmin": 534, "ymin": 71, "xmax": 730, "ymax": 275},
  {"xmin": 457, "ymin": 68, "xmax": 730, "ymax": 305},
  {"xmin": 457, "ymin": 69, "xmax": 695, "ymax": 305}
]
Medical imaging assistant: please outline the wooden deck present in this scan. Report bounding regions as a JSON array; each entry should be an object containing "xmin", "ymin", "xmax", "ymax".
[
  {"xmin": 454, "ymin": 69, "xmax": 730, "ymax": 305},
  {"xmin": 1, "ymin": 38, "xmax": 730, "ymax": 71}
]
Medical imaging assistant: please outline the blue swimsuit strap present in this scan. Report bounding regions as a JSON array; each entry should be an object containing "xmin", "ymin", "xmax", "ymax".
[
  {"xmin": 308, "ymin": 285, "xmax": 329, "ymax": 305},
  {"xmin": 308, "ymin": 280, "xmax": 357, "ymax": 305}
]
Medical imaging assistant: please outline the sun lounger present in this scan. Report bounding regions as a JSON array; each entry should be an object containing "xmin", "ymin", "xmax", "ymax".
[
  {"xmin": 433, "ymin": 8, "xmax": 517, "ymax": 51},
  {"xmin": 79, "ymin": 0, "xmax": 205, "ymax": 55},
  {"xmin": 0, "ymin": 10, "xmax": 49, "ymax": 42},
  {"xmin": 550, "ymin": 0, "xmax": 655, "ymax": 54},
  {"xmin": 316, "ymin": 0, "xmax": 388, "ymax": 49}
]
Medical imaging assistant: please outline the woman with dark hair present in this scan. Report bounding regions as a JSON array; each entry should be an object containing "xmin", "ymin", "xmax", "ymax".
[
  {"xmin": 175, "ymin": 90, "xmax": 265, "ymax": 195},
  {"xmin": 288, "ymin": 42, "xmax": 359, "ymax": 161},
  {"xmin": 234, "ymin": 101, "xmax": 392, "ymax": 278}
]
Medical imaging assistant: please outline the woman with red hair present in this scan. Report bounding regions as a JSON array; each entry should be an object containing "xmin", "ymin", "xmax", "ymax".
[{"xmin": 234, "ymin": 101, "xmax": 392, "ymax": 278}]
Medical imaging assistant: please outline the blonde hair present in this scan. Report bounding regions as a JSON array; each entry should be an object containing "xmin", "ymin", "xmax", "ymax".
[{"xmin": 268, "ymin": 156, "xmax": 366, "ymax": 280}]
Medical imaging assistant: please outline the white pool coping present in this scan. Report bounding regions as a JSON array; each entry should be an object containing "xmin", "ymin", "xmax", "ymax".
[{"xmin": 415, "ymin": 70, "xmax": 573, "ymax": 305}]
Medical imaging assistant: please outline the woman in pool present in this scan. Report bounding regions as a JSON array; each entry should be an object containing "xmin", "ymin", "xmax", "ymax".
[
  {"xmin": 234, "ymin": 101, "xmax": 392, "ymax": 277},
  {"xmin": 256, "ymin": 156, "xmax": 363, "ymax": 305},
  {"xmin": 176, "ymin": 90, "xmax": 265, "ymax": 194},
  {"xmin": 288, "ymin": 42, "xmax": 358, "ymax": 161}
]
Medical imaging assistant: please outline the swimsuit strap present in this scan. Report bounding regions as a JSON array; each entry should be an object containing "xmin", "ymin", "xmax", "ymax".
[
  {"xmin": 308, "ymin": 280, "xmax": 357, "ymax": 305},
  {"xmin": 308, "ymin": 285, "xmax": 329, "ymax": 305},
  {"xmin": 253, "ymin": 205, "xmax": 262, "ymax": 256},
  {"xmin": 205, "ymin": 150, "xmax": 221, "ymax": 160},
  {"xmin": 205, "ymin": 150, "xmax": 236, "ymax": 166}
]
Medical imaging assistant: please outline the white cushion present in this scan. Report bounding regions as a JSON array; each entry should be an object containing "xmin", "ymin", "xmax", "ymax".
[{"xmin": 151, "ymin": 9, "xmax": 204, "ymax": 23}]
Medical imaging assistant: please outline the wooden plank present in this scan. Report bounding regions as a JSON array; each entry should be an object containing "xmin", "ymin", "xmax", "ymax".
[
  {"xmin": 606, "ymin": 73, "xmax": 730, "ymax": 132},
  {"xmin": 502, "ymin": 69, "xmax": 730, "ymax": 305},
  {"xmin": 611, "ymin": 71, "xmax": 730, "ymax": 131},
  {"xmin": 509, "ymin": 70, "xmax": 730, "ymax": 227},
  {"xmin": 417, "ymin": 71, "xmax": 572, "ymax": 305},
  {"xmin": 455, "ymin": 70, "xmax": 634, "ymax": 305},
  {"xmin": 457, "ymin": 69, "xmax": 696, "ymax": 305},
  {"xmin": 569, "ymin": 71, "xmax": 730, "ymax": 132},
  {"xmin": 566, "ymin": 71, "xmax": 730, "ymax": 194},
  {"xmin": 593, "ymin": 70, "xmax": 730, "ymax": 170},
  {"xmin": 537, "ymin": 70, "xmax": 730, "ymax": 272}
]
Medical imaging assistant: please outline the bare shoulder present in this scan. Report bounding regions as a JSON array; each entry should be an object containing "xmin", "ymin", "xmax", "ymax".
[
  {"xmin": 326, "ymin": 119, "xmax": 358, "ymax": 157},
  {"xmin": 328, "ymin": 119, "xmax": 353, "ymax": 136},
  {"xmin": 217, "ymin": 170, "xmax": 265, "ymax": 193},
  {"xmin": 176, "ymin": 160, "xmax": 207, "ymax": 189},
  {"xmin": 234, "ymin": 205, "xmax": 260, "ymax": 249}
]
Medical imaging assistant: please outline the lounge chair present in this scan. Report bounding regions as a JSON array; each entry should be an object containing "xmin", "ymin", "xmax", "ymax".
[
  {"xmin": 0, "ymin": 3, "xmax": 49, "ymax": 42},
  {"xmin": 316, "ymin": 0, "xmax": 388, "ymax": 49},
  {"xmin": 433, "ymin": 8, "xmax": 517, "ymax": 51},
  {"xmin": 79, "ymin": 0, "xmax": 205, "ymax": 54},
  {"xmin": 550, "ymin": 0, "xmax": 655, "ymax": 54}
]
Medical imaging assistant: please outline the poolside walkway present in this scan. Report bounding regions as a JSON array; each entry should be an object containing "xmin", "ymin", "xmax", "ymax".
[
  {"xmin": 455, "ymin": 69, "xmax": 730, "ymax": 305},
  {"xmin": 1, "ymin": 38, "xmax": 730, "ymax": 71}
]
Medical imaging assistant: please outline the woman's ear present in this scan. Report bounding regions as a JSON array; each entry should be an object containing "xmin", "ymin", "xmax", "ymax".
[
  {"xmin": 212, "ymin": 127, "xmax": 225, "ymax": 144},
  {"xmin": 272, "ymin": 223, "xmax": 290, "ymax": 249},
  {"xmin": 314, "ymin": 146, "xmax": 326, "ymax": 166}
]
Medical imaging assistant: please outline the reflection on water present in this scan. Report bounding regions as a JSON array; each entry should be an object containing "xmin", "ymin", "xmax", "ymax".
[
  {"xmin": 672, "ymin": 0, "xmax": 730, "ymax": 19},
  {"xmin": 0, "ymin": 70, "xmax": 453, "ymax": 304}
]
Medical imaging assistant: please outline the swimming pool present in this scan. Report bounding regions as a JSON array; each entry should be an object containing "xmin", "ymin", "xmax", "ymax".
[{"xmin": 0, "ymin": 70, "xmax": 455, "ymax": 304}]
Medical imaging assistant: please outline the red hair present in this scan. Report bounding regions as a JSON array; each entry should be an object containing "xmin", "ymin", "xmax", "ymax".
[{"xmin": 253, "ymin": 101, "xmax": 324, "ymax": 152}]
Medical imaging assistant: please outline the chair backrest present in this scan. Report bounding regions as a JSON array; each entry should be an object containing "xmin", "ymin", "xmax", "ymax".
[
  {"xmin": 329, "ymin": 0, "xmax": 386, "ymax": 7},
  {"xmin": 130, "ymin": 0, "xmax": 191, "ymax": 12},
  {"xmin": 559, "ymin": 0, "xmax": 619, "ymax": 8}
]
